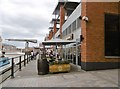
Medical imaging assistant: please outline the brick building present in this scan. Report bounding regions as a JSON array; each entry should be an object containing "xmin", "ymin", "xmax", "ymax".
[
  {"xmin": 81, "ymin": 1, "xmax": 120, "ymax": 70},
  {"xmin": 2, "ymin": 43, "xmax": 17, "ymax": 52},
  {"xmin": 45, "ymin": 0, "xmax": 120, "ymax": 71}
]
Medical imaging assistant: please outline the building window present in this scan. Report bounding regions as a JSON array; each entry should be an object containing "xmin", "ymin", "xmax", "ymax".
[
  {"xmin": 66, "ymin": 28, "xmax": 69, "ymax": 35},
  {"xmin": 68, "ymin": 25, "xmax": 71, "ymax": 34},
  {"xmin": 72, "ymin": 20, "xmax": 76, "ymax": 31},
  {"xmin": 62, "ymin": 30, "xmax": 66, "ymax": 37},
  {"xmin": 62, "ymin": 31, "xmax": 64, "ymax": 37},
  {"xmin": 77, "ymin": 18, "xmax": 80, "ymax": 29},
  {"xmin": 105, "ymin": 14, "xmax": 120, "ymax": 56}
]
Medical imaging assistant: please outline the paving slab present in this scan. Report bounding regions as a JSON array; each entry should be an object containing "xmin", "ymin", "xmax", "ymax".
[{"xmin": 1, "ymin": 60, "xmax": 119, "ymax": 87}]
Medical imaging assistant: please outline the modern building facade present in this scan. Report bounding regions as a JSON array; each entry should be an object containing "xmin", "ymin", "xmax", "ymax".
[{"xmin": 45, "ymin": 0, "xmax": 120, "ymax": 71}]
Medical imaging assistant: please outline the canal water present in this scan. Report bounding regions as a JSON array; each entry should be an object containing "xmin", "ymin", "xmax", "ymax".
[
  {"xmin": 0, "ymin": 52, "xmax": 25, "ymax": 83},
  {"xmin": 0, "ymin": 52, "xmax": 25, "ymax": 72}
]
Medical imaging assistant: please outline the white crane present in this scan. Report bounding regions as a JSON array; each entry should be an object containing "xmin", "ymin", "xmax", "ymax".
[{"xmin": 5, "ymin": 39, "xmax": 37, "ymax": 54}]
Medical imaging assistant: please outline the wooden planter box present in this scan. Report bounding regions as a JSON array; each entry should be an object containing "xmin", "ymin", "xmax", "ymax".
[{"xmin": 49, "ymin": 64, "xmax": 71, "ymax": 73}]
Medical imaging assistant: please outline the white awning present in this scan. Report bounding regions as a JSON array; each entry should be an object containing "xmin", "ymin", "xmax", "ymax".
[{"xmin": 42, "ymin": 38, "xmax": 75, "ymax": 45}]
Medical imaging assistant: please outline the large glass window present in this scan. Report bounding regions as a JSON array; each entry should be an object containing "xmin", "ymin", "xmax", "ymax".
[{"xmin": 105, "ymin": 14, "xmax": 120, "ymax": 56}]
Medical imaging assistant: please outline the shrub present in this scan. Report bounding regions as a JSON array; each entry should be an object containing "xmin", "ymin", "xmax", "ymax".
[{"xmin": 49, "ymin": 60, "xmax": 70, "ymax": 65}]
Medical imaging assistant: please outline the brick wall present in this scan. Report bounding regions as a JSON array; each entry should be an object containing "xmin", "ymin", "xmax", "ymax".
[{"xmin": 81, "ymin": 2, "xmax": 119, "ymax": 64}]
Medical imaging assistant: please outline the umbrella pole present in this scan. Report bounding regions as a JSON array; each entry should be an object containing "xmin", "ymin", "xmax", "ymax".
[
  {"xmin": 55, "ymin": 45, "xmax": 57, "ymax": 61},
  {"xmin": 76, "ymin": 44, "xmax": 78, "ymax": 65},
  {"xmin": 65, "ymin": 45, "xmax": 66, "ymax": 60}
]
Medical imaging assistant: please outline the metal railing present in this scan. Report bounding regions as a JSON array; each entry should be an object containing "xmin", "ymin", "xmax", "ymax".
[{"xmin": 0, "ymin": 54, "xmax": 34, "ymax": 84}]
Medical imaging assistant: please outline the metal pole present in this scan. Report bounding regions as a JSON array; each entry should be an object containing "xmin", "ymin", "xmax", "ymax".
[
  {"xmin": 28, "ymin": 55, "xmax": 29, "ymax": 61},
  {"xmin": 29, "ymin": 55, "xmax": 30, "ymax": 61},
  {"xmin": 30, "ymin": 54, "xmax": 32, "ymax": 60},
  {"xmin": 55, "ymin": 45, "xmax": 57, "ymax": 60},
  {"xmin": 11, "ymin": 58, "xmax": 14, "ymax": 78},
  {"xmin": 19, "ymin": 56, "xmax": 21, "ymax": 71},
  {"xmin": 24, "ymin": 55, "xmax": 26, "ymax": 66},
  {"xmin": 29, "ymin": 55, "xmax": 31, "ymax": 61},
  {"xmin": 27, "ymin": 55, "xmax": 28, "ymax": 64},
  {"xmin": 65, "ymin": 45, "xmax": 66, "ymax": 60},
  {"xmin": 76, "ymin": 43, "xmax": 78, "ymax": 65},
  {"xmin": 72, "ymin": 47, "xmax": 74, "ymax": 63},
  {"xmin": 30, "ymin": 55, "xmax": 33, "ymax": 60}
]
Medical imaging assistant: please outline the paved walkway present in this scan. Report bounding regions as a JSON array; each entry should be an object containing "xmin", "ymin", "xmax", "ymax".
[{"xmin": 1, "ymin": 60, "xmax": 119, "ymax": 87}]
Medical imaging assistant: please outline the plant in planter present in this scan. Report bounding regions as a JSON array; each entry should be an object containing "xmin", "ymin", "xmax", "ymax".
[{"xmin": 49, "ymin": 60, "xmax": 71, "ymax": 73}]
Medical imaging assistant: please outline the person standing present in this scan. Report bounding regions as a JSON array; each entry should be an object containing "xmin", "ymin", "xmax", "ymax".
[{"xmin": 31, "ymin": 50, "xmax": 34, "ymax": 60}]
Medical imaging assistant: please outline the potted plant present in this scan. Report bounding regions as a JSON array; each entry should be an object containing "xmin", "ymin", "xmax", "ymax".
[{"xmin": 49, "ymin": 60, "xmax": 71, "ymax": 73}]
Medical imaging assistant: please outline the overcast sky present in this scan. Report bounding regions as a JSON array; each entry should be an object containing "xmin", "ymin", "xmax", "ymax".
[{"xmin": 0, "ymin": 0, "xmax": 79, "ymax": 48}]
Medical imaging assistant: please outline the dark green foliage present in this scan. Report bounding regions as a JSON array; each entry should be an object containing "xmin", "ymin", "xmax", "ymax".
[{"xmin": 49, "ymin": 60, "xmax": 70, "ymax": 65}]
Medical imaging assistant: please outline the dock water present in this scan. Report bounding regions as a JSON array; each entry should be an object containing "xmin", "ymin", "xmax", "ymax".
[{"xmin": 0, "ymin": 53, "xmax": 25, "ymax": 84}]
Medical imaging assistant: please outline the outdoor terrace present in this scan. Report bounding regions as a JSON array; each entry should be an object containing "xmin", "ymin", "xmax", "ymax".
[{"xmin": 1, "ymin": 57, "xmax": 119, "ymax": 87}]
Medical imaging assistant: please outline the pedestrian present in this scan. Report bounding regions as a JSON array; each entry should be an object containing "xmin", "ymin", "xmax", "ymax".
[
  {"xmin": 33, "ymin": 50, "xmax": 36, "ymax": 60},
  {"xmin": 1, "ymin": 51, "xmax": 5, "ymax": 57},
  {"xmin": 31, "ymin": 50, "xmax": 34, "ymax": 60}
]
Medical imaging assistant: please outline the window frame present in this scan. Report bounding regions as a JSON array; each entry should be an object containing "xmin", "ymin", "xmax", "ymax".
[{"xmin": 104, "ymin": 13, "xmax": 120, "ymax": 58}]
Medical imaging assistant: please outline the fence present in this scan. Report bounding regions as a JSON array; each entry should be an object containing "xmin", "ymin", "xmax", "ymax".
[{"xmin": 0, "ymin": 54, "xmax": 33, "ymax": 84}]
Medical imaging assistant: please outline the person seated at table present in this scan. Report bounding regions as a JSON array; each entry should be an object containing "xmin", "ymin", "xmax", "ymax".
[
  {"xmin": 49, "ymin": 50, "xmax": 54, "ymax": 62},
  {"xmin": 56, "ymin": 52, "xmax": 59, "ymax": 58},
  {"xmin": 58, "ymin": 55, "xmax": 62, "ymax": 61},
  {"xmin": 31, "ymin": 50, "xmax": 34, "ymax": 60}
]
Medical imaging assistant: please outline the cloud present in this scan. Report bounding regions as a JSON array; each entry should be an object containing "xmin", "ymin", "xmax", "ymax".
[
  {"xmin": 0, "ymin": 0, "xmax": 58, "ymax": 48},
  {"xmin": 0, "ymin": 28, "xmax": 2, "ymax": 36},
  {"xmin": 1, "ymin": 14, "xmax": 49, "ymax": 31},
  {"xmin": 0, "ymin": 0, "xmax": 79, "ymax": 48}
]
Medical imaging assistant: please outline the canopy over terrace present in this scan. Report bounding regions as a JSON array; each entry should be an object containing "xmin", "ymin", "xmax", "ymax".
[
  {"xmin": 42, "ymin": 38, "xmax": 75, "ymax": 60},
  {"xmin": 42, "ymin": 38, "xmax": 75, "ymax": 45}
]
